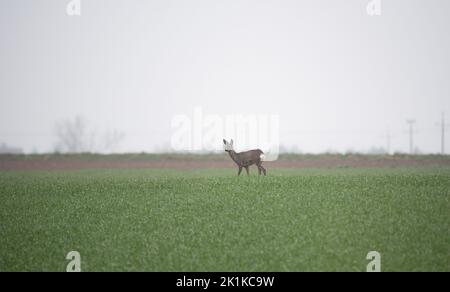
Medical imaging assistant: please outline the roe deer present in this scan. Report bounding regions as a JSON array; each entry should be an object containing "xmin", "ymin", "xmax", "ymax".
[{"xmin": 223, "ymin": 139, "xmax": 267, "ymax": 176}]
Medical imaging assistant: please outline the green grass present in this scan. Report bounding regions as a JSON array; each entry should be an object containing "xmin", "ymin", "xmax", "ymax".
[{"xmin": 0, "ymin": 168, "xmax": 449, "ymax": 271}]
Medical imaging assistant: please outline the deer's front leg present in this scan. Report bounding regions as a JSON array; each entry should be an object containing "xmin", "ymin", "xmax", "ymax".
[
  {"xmin": 237, "ymin": 166, "xmax": 242, "ymax": 176},
  {"xmin": 245, "ymin": 166, "xmax": 250, "ymax": 176}
]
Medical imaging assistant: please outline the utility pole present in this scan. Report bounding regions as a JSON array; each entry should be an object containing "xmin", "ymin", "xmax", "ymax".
[
  {"xmin": 438, "ymin": 112, "xmax": 450, "ymax": 154},
  {"xmin": 386, "ymin": 129, "xmax": 391, "ymax": 154},
  {"xmin": 406, "ymin": 120, "xmax": 416, "ymax": 154},
  {"xmin": 381, "ymin": 129, "xmax": 391, "ymax": 154},
  {"xmin": 441, "ymin": 113, "xmax": 445, "ymax": 154}
]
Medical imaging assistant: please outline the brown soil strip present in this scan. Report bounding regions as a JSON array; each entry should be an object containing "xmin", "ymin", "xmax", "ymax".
[{"xmin": 1, "ymin": 159, "xmax": 450, "ymax": 171}]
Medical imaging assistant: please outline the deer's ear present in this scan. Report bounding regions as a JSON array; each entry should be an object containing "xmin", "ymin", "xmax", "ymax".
[
  {"xmin": 230, "ymin": 139, "xmax": 234, "ymax": 145},
  {"xmin": 223, "ymin": 139, "xmax": 227, "ymax": 145}
]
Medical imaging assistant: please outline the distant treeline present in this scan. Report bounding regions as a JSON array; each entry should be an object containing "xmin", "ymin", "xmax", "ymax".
[{"xmin": 1, "ymin": 152, "xmax": 449, "ymax": 162}]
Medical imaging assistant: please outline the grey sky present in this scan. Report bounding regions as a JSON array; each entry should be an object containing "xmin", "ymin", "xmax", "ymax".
[{"xmin": 1, "ymin": 0, "xmax": 450, "ymax": 153}]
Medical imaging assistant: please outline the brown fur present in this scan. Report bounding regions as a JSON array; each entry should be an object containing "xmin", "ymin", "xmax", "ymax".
[{"xmin": 223, "ymin": 139, "xmax": 267, "ymax": 176}]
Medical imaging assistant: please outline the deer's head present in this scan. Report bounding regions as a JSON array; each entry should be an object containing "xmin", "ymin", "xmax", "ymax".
[{"xmin": 223, "ymin": 139, "xmax": 234, "ymax": 152}]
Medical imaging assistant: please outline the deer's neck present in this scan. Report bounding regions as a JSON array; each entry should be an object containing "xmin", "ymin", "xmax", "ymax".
[{"xmin": 228, "ymin": 150, "xmax": 240, "ymax": 164}]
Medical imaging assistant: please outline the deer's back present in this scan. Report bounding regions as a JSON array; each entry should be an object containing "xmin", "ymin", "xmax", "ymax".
[{"xmin": 235, "ymin": 149, "xmax": 263, "ymax": 166}]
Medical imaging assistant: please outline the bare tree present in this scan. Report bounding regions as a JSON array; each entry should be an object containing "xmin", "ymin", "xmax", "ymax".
[
  {"xmin": 0, "ymin": 143, "xmax": 23, "ymax": 154},
  {"xmin": 54, "ymin": 116, "xmax": 92, "ymax": 153},
  {"xmin": 54, "ymin": 116, "xmax": 124, "ymax": 153},
  {"xmin": 101, "ymin": 129, "xmax": 125, "ymax": 153}
]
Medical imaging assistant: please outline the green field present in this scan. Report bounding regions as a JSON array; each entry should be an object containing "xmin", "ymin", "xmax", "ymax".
[{"xmin": 0, "ymin": 167, "xmax": 449, "ymax": 271}]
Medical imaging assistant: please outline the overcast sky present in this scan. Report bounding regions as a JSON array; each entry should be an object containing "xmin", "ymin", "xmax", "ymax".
[{"xmin": 1, "ymin": 0, "xmax": 450, "ymax": 154}]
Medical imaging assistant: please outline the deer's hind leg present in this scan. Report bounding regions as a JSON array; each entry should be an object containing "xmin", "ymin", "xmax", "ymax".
[{"xmin": 255, "ymin": 160, "xmax": 262, "ymax": 176}]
